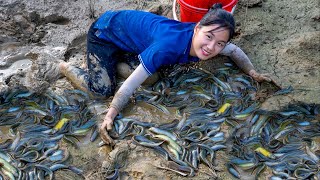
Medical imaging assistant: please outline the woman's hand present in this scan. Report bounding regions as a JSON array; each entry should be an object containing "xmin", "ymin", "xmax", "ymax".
[
  {"xmin": 249, "ymin": 69, "xmax": 272, "ymax": 82},
  {"xmin": 248, "ymin": 69, "xmax": 282, "ymax": 89},
  {"xmin": 99, "ymin": 107, "xmax": 118, "ymax": 145},
  {"xmin": 101, "ymin": 115, "xmax": 114, "ymax": 131}
]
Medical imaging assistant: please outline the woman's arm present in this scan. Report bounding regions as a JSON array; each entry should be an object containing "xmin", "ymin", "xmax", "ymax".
[
  {"xmin": 101, "ymin": 64, "xmax": 149, "ymax": 131},
  {"xmin": 220, "ymin": 43, "xmax": 271, "ymax": 82},
  {"xmin": 219, "ymin": 43, "xmax": 254, "ymax": 74}
]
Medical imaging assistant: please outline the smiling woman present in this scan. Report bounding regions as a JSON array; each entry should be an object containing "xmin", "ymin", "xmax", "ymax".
[
  {"xmin": 190, "ymin": 24, "xmax": 230, "ymax": 59},
  {"xmin": 57, "ymin": 3, "xmax": 274, "ymax": 144},
  {"xmin": 190, "ymin": 4, "xmax": 256, "ymax": 75}
]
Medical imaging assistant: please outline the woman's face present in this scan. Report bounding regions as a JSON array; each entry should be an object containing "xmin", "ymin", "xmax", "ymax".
[{"xmin": 190, "ymin": 24, "xmax": 229, "ymax": 60}]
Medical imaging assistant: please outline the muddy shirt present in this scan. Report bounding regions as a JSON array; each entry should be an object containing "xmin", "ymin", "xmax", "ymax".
[{"xmin": 93, "ymin": 10, "xmax": 199, "ymax": 75}]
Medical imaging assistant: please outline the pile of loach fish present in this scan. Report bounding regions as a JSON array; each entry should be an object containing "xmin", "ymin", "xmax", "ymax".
[
  {"xmin": 105, "ymin": 64, "xmax": 264, "ymax": 177},
  {"xmin": 227, "ymin": 103, "xmax": 319, "ymax": 179},
  {"xmin": 0, "ymin": 63, "xmax": 318, "ymax": 179},
  {"xmin": 0, "ymin": 89, "xmax": 99, "ymax": 179},
  {"xmin": 108, "ymin": 64, "xmax": 318, "ymax": 179}
]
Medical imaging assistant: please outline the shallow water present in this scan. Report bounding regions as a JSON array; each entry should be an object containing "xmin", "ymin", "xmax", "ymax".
[
  {"xmin": 0, "ymin": 125, "xmax": 11, "ymax": 143},
  {"xmin": 0, "ymin": 59, "xmax": 32, "ymax": 76}
]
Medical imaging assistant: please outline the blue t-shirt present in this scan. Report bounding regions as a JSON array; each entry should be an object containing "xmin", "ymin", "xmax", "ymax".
[{"xmin": 93, "ymin": 10, "xmax": 199, "ymax": 75}]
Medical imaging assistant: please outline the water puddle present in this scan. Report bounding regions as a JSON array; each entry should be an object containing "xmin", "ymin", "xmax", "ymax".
[
  {"xmin": 0, "ymin": 125, "xmax": 12, "ymax": 143},
  {"xmin": 0, "ymin": 59, "xmax": 32, "ymax": 76}
]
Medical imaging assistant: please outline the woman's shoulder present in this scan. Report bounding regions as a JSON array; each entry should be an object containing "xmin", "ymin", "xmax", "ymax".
[{"xmin": 101, "ymin": 10, "xmax": 166, "ymax": 20}]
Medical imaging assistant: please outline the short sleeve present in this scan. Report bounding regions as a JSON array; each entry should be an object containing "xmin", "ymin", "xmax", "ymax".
[{"xmin": 138, "ymin": 43, "xmax": 177, "ymax": 75}]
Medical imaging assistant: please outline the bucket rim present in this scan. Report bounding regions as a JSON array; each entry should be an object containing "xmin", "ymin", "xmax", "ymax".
[{"xmin": 177, "ymin": 0, "xmax": 238, "ymax": 12}]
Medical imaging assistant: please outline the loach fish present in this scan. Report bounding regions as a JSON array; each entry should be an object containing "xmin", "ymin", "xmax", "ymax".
[
  {"xmin": 0, "ymin": 89, "xmax": 100, "ymax": 178},
  {"xmin": 274, "ymin": 85, "xmax": 293, "ymax": 95},
  {"xmin": 146, "ymin": 102, "xmax": 170, "ymax": 115},
  {"xmin": 0, "ymin": 157, "xmax": 19, "ymax": 177},
  {"xmin": 255, "ymin": 147, "xmax": 276, "ymax": 159},
  {"xmin": 227, "ymin": 163, "xmax": 241, "ymax": 179},
  {"xmin": 216, "ymin": 103, "xmax": 231, "ymax": 116},
  {"xmin": 153, "ymin": 134, "xmax": 183, "ymax": 154},
  {"xmin": 132, "ymin": 135, "xmax": 164, "ymax": 147},
  {"xmin": 149, "ymin": 127, "xmax": 178, "ymax": 141},
  {"xmin": 53, "ymin": 118, "xmax": 70, "ymax": 132},
  {"xmin": 0, "ymin": 62, "xmax": 318, "ymax": 179}
]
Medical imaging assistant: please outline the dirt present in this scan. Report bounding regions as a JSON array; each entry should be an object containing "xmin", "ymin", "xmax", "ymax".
[{"xmin": 0, "ymin": 0, "xmax": 319, "ymax": 179}]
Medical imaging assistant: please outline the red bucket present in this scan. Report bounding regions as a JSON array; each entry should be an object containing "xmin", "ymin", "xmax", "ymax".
[{"xmin": 177, "ymin": 0, "xmax": 238, "ymax": 22}]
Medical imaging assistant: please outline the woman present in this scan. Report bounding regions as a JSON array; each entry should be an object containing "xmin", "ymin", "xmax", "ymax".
[{"xmin": 59, "ymin": 4, "xmax": 271, "ymax": 144}]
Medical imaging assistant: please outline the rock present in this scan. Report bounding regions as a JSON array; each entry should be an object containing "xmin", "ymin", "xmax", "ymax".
[
  {"xmin": 239, "ymin": 0, "xmax": 263, "ymax": 8},
  {"xmin": 24, "ymin": 50, "xmax": 63, "ymax": 93},
  {"xmin": 148, "ymin": 4, "xmax": 173, "ymax": 19},
  {"xmin": 13, "ymin": 14, "xmax": 35, "ymax": 34},
  {"xmin": 311, "ymin": 9, "xmax": 320, "ymax": 21}
]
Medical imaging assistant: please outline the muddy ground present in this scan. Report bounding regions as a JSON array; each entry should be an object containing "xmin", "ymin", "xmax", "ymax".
[{"xmin": 0, "ymin": 0, "xmax": 319, "ymax": 179}]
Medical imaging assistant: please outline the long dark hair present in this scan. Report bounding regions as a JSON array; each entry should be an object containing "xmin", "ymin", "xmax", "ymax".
[{"xmin": 199, "ymin": 3, "xmax": 235, "ymax": 41}]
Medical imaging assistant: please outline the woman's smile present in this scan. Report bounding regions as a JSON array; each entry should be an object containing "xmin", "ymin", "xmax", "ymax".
[
  {"xmin": 190, "ymin": 24, "xmax": 229, "ymax": 60},
  {"xmin": 201, "ymin": 47, "xmax": 211, "ymax": 56}
]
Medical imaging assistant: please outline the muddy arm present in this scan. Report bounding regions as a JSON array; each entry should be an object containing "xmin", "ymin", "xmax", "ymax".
[
  {"xmin": 109, "ymin": 64, "xmax": 149, "ymax": 113},
  {"xmin": 219, "ymin": 43, "xmax": 254, "ymax": 74},
  {"xmin": 101, "ymin": 64, "xmax": 150, "ymax": 135},
  {"xmin": 219, "ymin": 43, "xmax": 275, "ymax": 84}
]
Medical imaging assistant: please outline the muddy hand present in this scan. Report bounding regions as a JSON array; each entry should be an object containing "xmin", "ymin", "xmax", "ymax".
[
  {"xmin": 249, "ymin": 70, "xmax": 282, "ymax": 90},
  {"xmin": 252, "ymin": 72, "xmax": 271, "ymax": 82},
  {"xmin": 256, "ymin": 73, "xmax": 282, "ymax": 89},
  {"xmin": 249, "ymin": 70, "xmax": 272, "ymax": 82},
  {"xmin": 99, "ymin": 128, "xmax": 115, "ymax": 146},
  {"xmin": 270, "ymin": 78, "xmax": 282, "ymax": 90},
  {"xmin": 99, "ymin": 116, "xmax": 115, "ymax": 145}
]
